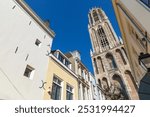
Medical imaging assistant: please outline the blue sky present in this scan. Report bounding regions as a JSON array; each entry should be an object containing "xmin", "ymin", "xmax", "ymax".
[{"xmin": 25, "ymin": 0, "xmax": 121, "ymax": 73}]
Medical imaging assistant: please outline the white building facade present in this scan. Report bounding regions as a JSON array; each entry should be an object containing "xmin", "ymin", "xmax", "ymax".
[
  {"xmin": 89, "ymin": 72, "xmax": 101, "ymax": 100},
  {"xmin": 0, "ymin": 0, "xmax": 55, "ymax": 99}
]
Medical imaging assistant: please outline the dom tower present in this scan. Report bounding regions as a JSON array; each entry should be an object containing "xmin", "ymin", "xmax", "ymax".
[{"xmin": 88, "ymin": 8, "xmax": 139, "ymax": 100}]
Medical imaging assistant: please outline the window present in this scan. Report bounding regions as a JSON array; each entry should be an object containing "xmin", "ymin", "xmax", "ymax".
[
  {"xmin": 93, "ymin": 58, "xmax": 99, "ymax": 74},
  {"xmin": 97, "ymin": 56, "xmax": 105, "ymax": 72},
  {"xmin": 58, "ymin": 54, "xmax": 64, "ymax": 63},
  {"xmin": 93, "ymin": 10, "xmax": 99, "ymax": 22},
  {"xmin": 24, "ymin": 65, "xmax": 35, "ymax": 79},
  {"xmin": 35, "ymin": 39, "xmax": 41, "ymax": 47},
  {"xmin": 97, "ymin": 27, "xmax": 109, "ymax": 48},
  {"xmin": 58, "ymin": 53, "xmax": 71, "ymax": 68},
  {"xmin": 65, "ymin": 60, "xmax": 70, "ymax": 68},
  {"xmin": 51, "ymin": 77, "xmax": 62, "ymax": 100},
  {"xmin": 106, "ymin": 53, "xmax": 117, "ymax": 69},
  {"xmin": 140, "ymin": 0, "xmax": 150, "ymax": 8},
  {"xmin": 83, "ymin": 87, "xmax": 86, "ymax": 100},
  {"xmin": 81, "ymin": 70, "xmax": 84, "ymax": 78},
  {"xmin": 66, "ymin": 85, "xmax": 73, "ymax": 100},
  {"xmin": 116, "ymin": 49, "xmax": 127, "ymax": 65}
]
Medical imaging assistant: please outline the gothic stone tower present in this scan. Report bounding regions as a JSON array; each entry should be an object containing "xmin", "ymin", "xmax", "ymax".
[{"xmin": 88, "ymin": 8, "xmax": 139, "ymax": 100}]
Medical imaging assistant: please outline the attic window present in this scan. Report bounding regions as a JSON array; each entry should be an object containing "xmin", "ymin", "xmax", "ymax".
[
  {"xmin": 24, "ymin": 65, "xmax": 35, "ymax": 79},
  {"xmin": 35, "ymin": 39, "xmax": 41, "ymax": 47}
]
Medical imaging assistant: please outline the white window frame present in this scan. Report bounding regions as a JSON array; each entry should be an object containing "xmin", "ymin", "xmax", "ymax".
[
  {"xmin": 66, "ymin": 84, "xmax": 73, "ymax": 100},
  {"xmin": 51, "ymin": 76, "xmax": 62, "ymax": 100}
]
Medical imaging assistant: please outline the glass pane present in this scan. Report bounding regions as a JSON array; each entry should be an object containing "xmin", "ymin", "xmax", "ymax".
[
  {"xmin": 53, "ymin": 77, "xmax": 57, "ymax": 82},
  {"xmin": 142, "ymin": 0, "xmax": 148, "ymax": 4},
  {"xmin": 58, "ymin": 54, "xmax": 64, "ymax": 63},
  {"xmin": 67, "ymin": 85, "xmax": 69, "ymax": 90},
  {"xmin": 51, "ymin": 83, "xmax": 61, "ymax": 100},
  {"xmin": 67, "ymin": 85, "xmax": 73, "ymax": 92},
  {"xmin": 70, "ymin": 94, "xmax": 73, "ymax": 100},
  {"xmin": 65, "ymin": 60, "xmax": 69, "ymax": 66},
  {"xmin": 56, "ymin": 86, "xmax": 61, "ymax": 100},
  {"xmin": 51, "ymin": 83, "xmax": 57, "ymax": 99},
  {"xmin": 141, "ymin": 0, "xmax": 150, "ymax": 7},
  {"xmin": 66, "ymin": 91, "xmax": 73, "ymax": 100},
  {"xmin": 70, "ymin": 87, "xmax": 72, "ymax": 92},
  {"xmin": 24, "ymin": 68, "xmax": 32, "ymax": 77},
  {"xmin": 57, "ymin": 79, "xmax": 61, "ymax": 85},
  {"xmin": 66, "ymin": 92, "xmax": 69, "ymax": 100}
]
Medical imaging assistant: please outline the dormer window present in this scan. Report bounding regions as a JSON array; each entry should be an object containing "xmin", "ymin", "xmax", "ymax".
[
  {"xmin": 65, "ymin": 60, "xmax": 69, "ymax": 67},
  {"xmin": 140, "ymin": 0, "xmax": 150, "ymax": 8},
  {"xmin": 57, "ymin": 52, "xmax": 71, "ymax": 69},
  {"xmin": 58, "ymin": 54, "xmax": 64, "ymax": 63}
]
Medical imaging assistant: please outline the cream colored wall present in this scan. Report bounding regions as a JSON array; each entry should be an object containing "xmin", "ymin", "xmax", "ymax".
[
  {"xmin": 112, "ymin": 0, "xmax": 148, "ymax": 85},
  {"xmin": 43, "ymin": 57, "xmax": 78, "ymax": 100}
]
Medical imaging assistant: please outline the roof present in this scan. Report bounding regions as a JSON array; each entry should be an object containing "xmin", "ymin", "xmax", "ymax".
[{"xmin": 15, "ymin": 0, "xmax": 55, "ymax": 38}]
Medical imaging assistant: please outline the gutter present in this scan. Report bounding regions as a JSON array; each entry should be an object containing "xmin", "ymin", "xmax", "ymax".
[{"xmin": 14, "ymin": 0, "xmax": 55, "ymax": 38}]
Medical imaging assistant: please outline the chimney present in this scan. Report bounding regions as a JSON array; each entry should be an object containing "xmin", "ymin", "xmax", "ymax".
[{"xmin": 44, "ymin": 20, "xmax": 50, "ymax": 28}]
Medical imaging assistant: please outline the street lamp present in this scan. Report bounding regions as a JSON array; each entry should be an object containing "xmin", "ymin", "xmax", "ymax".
[{"xmin": 139, "ymin": 53, "xmax": 150, "ymax": 72}]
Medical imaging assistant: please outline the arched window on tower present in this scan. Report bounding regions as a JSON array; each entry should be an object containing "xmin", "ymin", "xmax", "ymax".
[
  {"xmin": 97, "ymin": 27, "xmax": 109, "ymax": 48},
  {"xmin": 106, "ymin": 53, "xmax": 117, "ymax": 69},
  {"xmin": 97, "ymin": 56, "xmax": 105, "ymax": 72},
  {"xmin": 93, "ymin": 58, "xmax": 99, "ymax": 74},
  {"xmin": 125, "ymin": 70, "xmax": 138, "ymax": 92},
  {"xmin": 98, "ymin": 79, "xmax": 102, "ymax": 88},
  {"xmin": 102, "ymin": 77, "xmax": 109, "ymax": 90},
  {"xmin": 91, "ymin": 29, "xmax": 99, "ymax": 50},
  {"xmin": 116, "ymin": 49, "xmax": 127, "ymax": 65},
  {"xmin": 92, "ymin": 10, "xmax": 99, "ymax": 22},
  {"xmin": 105, "ymin": 22, "xmax": 116, "ymax": 42},
  {"xmin": 89, "ymin": 13, "xmax": 93, "ymax": 25},
  {"xmin": 121, "ymin": 47, "xmax": 128, "ymax": 59},
  {"xmin": 112, "ymin": 74, "xmax": 129, "ymax": 100},
  {"xmin": 98, "ymin": 9, "xmax": 105, "ymax": 20}
]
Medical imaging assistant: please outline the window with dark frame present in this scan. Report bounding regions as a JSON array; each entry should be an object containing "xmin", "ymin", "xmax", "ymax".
[
  {"xmin": 51, "ymin": 77, "xmax": 62, "ymax": 100},
  {"xmin": 35, "ymin": 39, "xmax": 41, "ymax": 47},
  {"xmin": 66, "ymin": 85, "xmax": 73, "ymax": 100},
  {"xmin": 24, "ymin": 65, "xmax": 34, "ymax": 79},
  {"xmin": 65, "ymin": 60, "xmax": 69, "ymax": 67},
  {"xmin": 58, "ymin": 54, "xmax": 64, "ymax": 63},
  {"xmin": 58, "ymin": 53, "xmax": 71, "ymax": 68}
]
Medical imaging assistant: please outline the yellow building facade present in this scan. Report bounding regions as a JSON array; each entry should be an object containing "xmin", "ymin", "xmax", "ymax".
[
  {"xmin": 112, "ymin": 0, "xmax": 150, "ymax": 99},
  {"xmin": 43, "ymin": 50, "xmax": 78, "ymax": 100}
]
